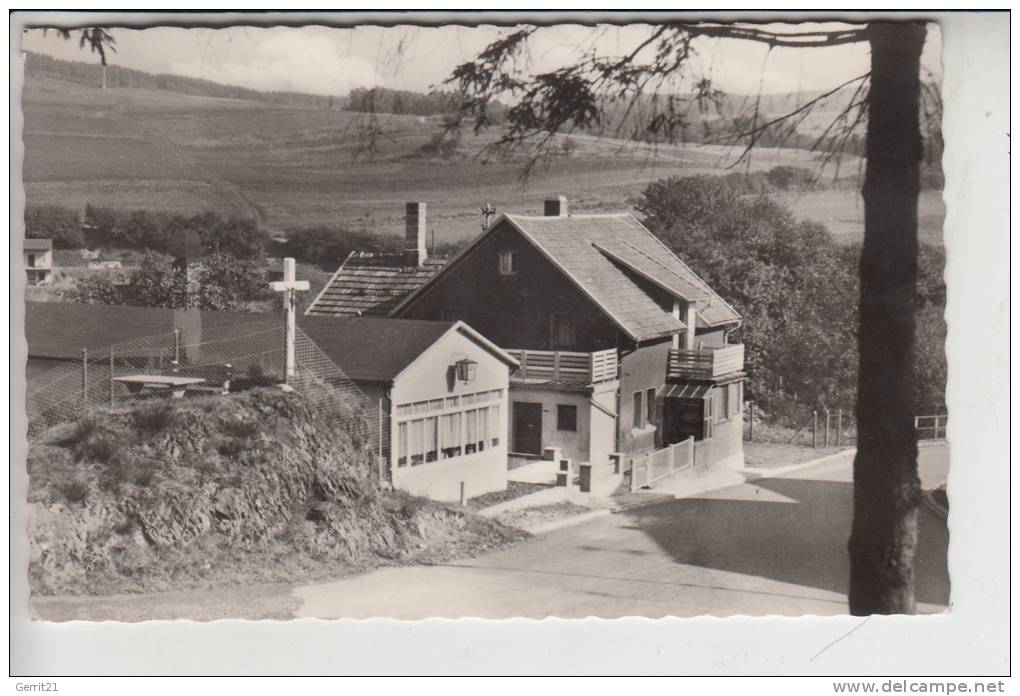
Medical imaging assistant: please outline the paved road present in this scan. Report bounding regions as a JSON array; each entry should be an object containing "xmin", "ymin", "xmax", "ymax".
[{"xmin": 293, "ymin": 445, "xmax": 950, "ymax": 619}]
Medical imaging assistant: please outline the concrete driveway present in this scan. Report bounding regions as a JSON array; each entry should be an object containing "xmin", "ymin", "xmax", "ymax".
[{"xmin": 293, "ymin": 445, "xmax": 950, "ymax": 619}]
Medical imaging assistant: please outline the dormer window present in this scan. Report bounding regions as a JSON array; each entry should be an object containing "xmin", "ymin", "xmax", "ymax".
[{"xmin": 498, "ymin": 250, "xmax": 518, "ymax": 275}]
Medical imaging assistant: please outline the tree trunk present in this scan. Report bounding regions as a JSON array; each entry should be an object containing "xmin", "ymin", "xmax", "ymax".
[{"xmin": 848, "ymin": 22, "xmax": 927, "ymax": 615}]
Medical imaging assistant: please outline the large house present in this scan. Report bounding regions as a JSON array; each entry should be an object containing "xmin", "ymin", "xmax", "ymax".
[{"xmin": 391, "ymin": 197, "xmax": 746, "ymax": 470}]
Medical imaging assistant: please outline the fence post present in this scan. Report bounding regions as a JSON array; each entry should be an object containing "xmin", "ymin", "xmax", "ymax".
[
  {"xmin": 824, "ymin": 409, "xmax": 830, "ymax": 447},
  {"xmin": 378, "ymin": 399, "xmax": 385, "ymax": 483},
  {"xmin": 934, "ymin": 415, "xmax": 941, "ymax": 440},
  {"xmin": 812, "ymin": 410, "xmax": 818, "ymax": 448},
  {"xmin": 109, "ymin": 349, "xmax": 115, "ymax": 408},
  {"xmin": 748, "ymin": 401, "xmax": 754, "ymax": 441},
  {"xmin": 837, "ymin": 409, "xmax": 843, "ymax": 448},
  {"xmin": 173, "ymin": 328, "xmax": 181, "ymax": 371},
  {"xmin": 81, "ymin": 348, "xmax": 89, "ymax": 416}
]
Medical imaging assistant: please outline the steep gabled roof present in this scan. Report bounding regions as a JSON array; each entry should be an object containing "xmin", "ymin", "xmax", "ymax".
[
  {"xmin": 297, "ymin": 315, "xmax": 456, "ymax": 383},
  {"xmin": 392, "ymin": 212, "xmax": 741, "ymax": 341},
  {"xmin": 298, "ymin": 315, "xmax": 517, "ymax": 384},
  {"xmin": 305, "ymin": 252, "xmax": 447, "ymax": 317}
]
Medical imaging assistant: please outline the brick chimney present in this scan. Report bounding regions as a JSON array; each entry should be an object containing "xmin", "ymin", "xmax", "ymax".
[
  {"xmin": 544, "ymin": 196, "xmax": 569, "ymax": 217},
  {"xmin": 405, "ymin": 202, "xmax": 427, "ymax": 267}
]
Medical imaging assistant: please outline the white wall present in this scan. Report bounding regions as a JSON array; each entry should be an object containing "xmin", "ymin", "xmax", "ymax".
[
  {"xmin": 509, "ymin": 385, "xmax": 591, "ymax": 464},
  {"xmin": 588, "ymin": 381, "xmax": 618, "ymax": 468},
  {"xmin": 389, "ymin": 326, "xmax": 510, "ymax": 502}
]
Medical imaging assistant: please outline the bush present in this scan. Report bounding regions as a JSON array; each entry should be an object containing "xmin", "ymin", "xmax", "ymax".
[
  {"xmin": 76, "ymin": 429, "xmax": 122, "ymax": 464},
  {"xmin": 131, "ymin": 401, "xmax": 178, "ymax": 434},
  {"xmin": 26, "ymin": 205, "xmax": 85, "ymax": 249},
  {"xmin": 283, "ymin": 225, "xmax": 400, "ymax": 267},
  {"xmin": 52, "ymin": 414, "xmax": 99, "ymax": 448}
]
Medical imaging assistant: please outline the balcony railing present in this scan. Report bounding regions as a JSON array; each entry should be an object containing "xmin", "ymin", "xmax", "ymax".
[
  {"xmin": 668, "ymin": 343, "xmax": 744, "ymax": 381},
  {"xmin": 506, "ymin": 348, "xmax": 619, "ymax": 385}
]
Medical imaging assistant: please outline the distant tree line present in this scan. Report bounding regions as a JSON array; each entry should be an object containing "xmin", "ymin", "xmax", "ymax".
[
  {"xmin": 24, "ymin": 202, "xmax": 408, "ymax": 268},
  {"xmin": 25, "ymin": 51, "xmax": 334, "ymax": 109},
  {"xmin": 347, "ymin": 86, "xmax": 509, "ymax": 121},
  {"xmin": 280, "ymin": 224, "xmax": 401, "ymax": 268},
  {"xmin": 26, "ymin": 205, "xmax": 268, "ymax": 260}
]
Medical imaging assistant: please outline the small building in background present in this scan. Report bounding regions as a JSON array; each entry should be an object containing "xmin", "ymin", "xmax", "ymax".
[{"xmin": 24, "ymin": 238, "xmax": 53, "ymax": 285}]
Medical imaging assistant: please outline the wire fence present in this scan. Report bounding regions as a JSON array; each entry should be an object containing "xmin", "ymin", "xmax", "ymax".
[
  {"xmin": 745, "ymin": 401, "xmax": 947, "ymax": 447},
  {"xmin": 25, "ymin": 314, "xmax": 381, "ymax": 468}
]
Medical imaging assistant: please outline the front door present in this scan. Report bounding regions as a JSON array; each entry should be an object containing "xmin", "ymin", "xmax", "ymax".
[{"xmin": 513, "ymin": 401, "xmax": 543, "ymax": 455}]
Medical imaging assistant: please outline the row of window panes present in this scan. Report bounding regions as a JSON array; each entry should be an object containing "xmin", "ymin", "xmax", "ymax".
[
  {"xmin": 397, "ymin": 404, "xmax": 502, "ymax": 468},
  {"xmin": 395, "ymin": 388, "xmax": 504, "ymax": 418}
]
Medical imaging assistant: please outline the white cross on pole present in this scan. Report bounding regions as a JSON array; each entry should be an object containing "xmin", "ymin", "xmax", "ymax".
[{"xmin": 270, "ymin": 257, "xmax": 309, "ymax": 383}]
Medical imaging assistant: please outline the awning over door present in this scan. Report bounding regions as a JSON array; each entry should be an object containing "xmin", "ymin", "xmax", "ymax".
[{"xmin": 662, "ymin": 382, "xmax": 712, "ymax": 399}]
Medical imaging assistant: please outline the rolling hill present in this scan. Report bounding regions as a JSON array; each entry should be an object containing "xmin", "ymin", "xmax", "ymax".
[{"xmin": 19, "ymin": 53, "xmax": 942, "ymax": 246}]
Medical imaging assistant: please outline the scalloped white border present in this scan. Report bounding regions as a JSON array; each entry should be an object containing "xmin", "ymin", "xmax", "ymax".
[{"xmin": 7, "ymin": 8, "xmax": 1010, "ymax": 677}]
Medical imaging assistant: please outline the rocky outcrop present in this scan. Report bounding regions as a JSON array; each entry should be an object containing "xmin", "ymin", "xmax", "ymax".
[{"xmin": 26, "ymin": 389, "xmax": 525, "ymax": 595}]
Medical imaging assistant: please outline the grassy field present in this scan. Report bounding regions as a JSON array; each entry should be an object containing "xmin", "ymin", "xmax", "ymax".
[
  {"xmin": 776, "ymin": 189, "xmax": 946, "ymax": 247},
  {"xmin": 19, "ymin": 74, "xmax": 935, "ymax": 249}
]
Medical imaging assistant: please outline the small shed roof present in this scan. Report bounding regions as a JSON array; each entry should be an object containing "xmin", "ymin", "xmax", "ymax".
[
  {"xmin": 298, "ymin": 315, "xmax": 516, "ymax": 384},
  {"xmin": 297, "ymin": 315, "xmax": 454, "ymax": 384},
  {"xmin": 24, "ymin": 238, "xmax": 53, "ymax": 251}
]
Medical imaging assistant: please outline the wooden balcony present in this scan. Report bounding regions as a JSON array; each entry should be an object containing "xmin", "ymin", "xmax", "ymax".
[
  {"xmin": 668, "ymin": 343, "xmax": 744, "ymax": 381},
  {"xmin": 506, "ymin": 348, "xmax": 619, "ymax": 386}
]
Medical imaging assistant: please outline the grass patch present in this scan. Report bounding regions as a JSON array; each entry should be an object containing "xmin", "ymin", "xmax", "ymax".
[{"xmin": 131, "ymin": 401, "xmax": 177, "ymax": 434}]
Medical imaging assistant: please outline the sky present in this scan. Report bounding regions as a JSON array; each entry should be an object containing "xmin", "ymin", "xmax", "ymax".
[{"xmin": 20, "ymin": 21, "xmax": 943, "ymax": 98}]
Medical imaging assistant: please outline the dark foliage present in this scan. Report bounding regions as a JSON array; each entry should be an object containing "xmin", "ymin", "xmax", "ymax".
[
  {"xmin": 81, "ymin": 205, "xmax": 269, "ymax": 260},
  {"xmin": 281, "ymin": 224, "xmax": 401, "ymax": 268},
  {"xmin": 69, "ymin": 250, "xmax": 268, "ymax": 311},
  {"xmin": 25, "ymin": 205, "xmax": 86, "ymax": 249},
  {"xmin": 637, "ymin": 174, "xmax": 946, "ymax": 421}
]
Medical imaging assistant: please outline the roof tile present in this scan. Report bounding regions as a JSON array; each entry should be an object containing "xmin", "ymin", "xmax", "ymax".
[{"xmin": 502, "ymin": 213, "xmax": 740, "ymax": 340}]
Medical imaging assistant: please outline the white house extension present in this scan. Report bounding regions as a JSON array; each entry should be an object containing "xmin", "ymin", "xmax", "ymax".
[{"xmin": 299, "ymin": 315, "xmax": 518, "ymax": 503}]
